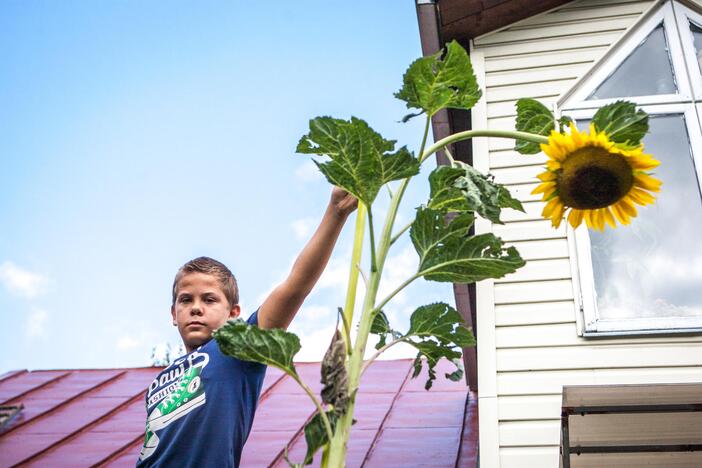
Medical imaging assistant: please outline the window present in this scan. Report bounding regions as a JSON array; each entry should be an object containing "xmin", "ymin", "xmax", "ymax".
[{"xmin": 561, "ymin": 1, "xmax": 702, "ymax": 335}]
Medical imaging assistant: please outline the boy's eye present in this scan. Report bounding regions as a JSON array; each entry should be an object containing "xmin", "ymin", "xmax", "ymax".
[{"xmin": 179, "ymin": 296, "xmax": 191, "ymax": 303}]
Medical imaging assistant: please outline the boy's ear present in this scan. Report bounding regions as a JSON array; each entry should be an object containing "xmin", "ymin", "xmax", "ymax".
[
  {"xmin": 229, "ymin": 304, "xmax": 241, "ymax": 319},
  {"xmin": 171, "ymin": 306, "xmax": 177, "ymax": 326}
]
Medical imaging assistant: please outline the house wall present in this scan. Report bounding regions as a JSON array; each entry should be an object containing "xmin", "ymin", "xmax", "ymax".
[{"xmin": 469, "ymin": 0, "xmax": 702, "ymax": 466}]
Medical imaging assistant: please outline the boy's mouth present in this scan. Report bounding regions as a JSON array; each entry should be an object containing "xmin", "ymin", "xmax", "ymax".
[{"xmin": 186, "ymin": 321, "xmax": 207, "ymax": 328}]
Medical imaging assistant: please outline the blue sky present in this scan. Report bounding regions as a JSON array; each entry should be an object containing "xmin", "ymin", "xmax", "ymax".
[{"xmin": 0, "ymin": 0, "xmax": 454, "ymax": 372}]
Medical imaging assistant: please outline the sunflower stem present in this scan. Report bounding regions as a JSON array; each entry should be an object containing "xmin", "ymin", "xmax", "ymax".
[{"xmin": 420, "ymin": 129, "xmax": 548, "ymax": 163}]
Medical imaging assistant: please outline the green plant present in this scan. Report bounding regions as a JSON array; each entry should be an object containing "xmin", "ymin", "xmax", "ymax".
[{"xmin": 213, "ymin": 40, "xmax": 653, "ymax": 467}]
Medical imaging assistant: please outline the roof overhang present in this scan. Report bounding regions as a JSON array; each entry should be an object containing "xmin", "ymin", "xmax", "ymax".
[{"xmin": 435, "ymin": 0, "xmax": 574, "ymax": 43}]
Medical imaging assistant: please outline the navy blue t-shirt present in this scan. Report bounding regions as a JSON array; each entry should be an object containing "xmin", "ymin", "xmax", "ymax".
[{"xmin": 136, "ymin": 312, "xmax": 266, "ymax": 468}]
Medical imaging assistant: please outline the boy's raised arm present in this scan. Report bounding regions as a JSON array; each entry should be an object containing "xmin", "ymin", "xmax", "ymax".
[{"xmin": 257, "ymin": 187, "xmax": 358, "ymax": 330}]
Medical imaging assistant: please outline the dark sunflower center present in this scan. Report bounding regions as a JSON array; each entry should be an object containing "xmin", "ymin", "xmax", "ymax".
[{"xmin": 557, "ymin": 146, "xmax": 634, "ymax": 209}]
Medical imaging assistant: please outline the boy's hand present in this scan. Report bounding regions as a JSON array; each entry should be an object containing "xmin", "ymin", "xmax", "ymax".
[
  {"xmin": 257, "ymin": 186, "xmax": 357, "ymax": 330},
  {"xmin": 330, "ymin": 186, "xmax": 359, "ymax": 219}
]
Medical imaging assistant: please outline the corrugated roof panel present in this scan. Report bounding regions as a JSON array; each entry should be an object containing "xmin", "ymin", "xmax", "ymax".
[
  {"xmin": 241, "ymin": 431, "xmax": 299, "ymax": 467},
  {"xmin": 249, "ymin": 393, "xmax": 315, "ymax": 432},
  {"xmin": 0, "ymin": 359, "xmax": 477, "ymax": 467},
  {"xmin": 364, "ymin": 426, "xmax": 464, "ymax": 466},
  {"xmin": 358, "ymin": 359, "xmax": 412, "ymax": 393},
  {"xmin": 383, "ymin": 392, "xmax": 467, "ymax": 429},
  {"xmin": 270, "ymin": 362, "xmax": 323, "ymax": 394},
  {"xmin": 456, "ymin": 391, "xmax": 479, "ymax": 467},
  {"xmin": 1, "ymin": 396, "xmax": 130, "ymax": 465},
  {"xmin": 276, "ymin": 427, "xmax": 377, "ymax": 468},
  {"xmin": 24, "ymin": 430, "xmax": 140, "ymax": 467},
  {"xmin": 350, "ymin": 391, "xmax": 398, "ymax": 430},
  {"xmin": 0, "ymin": 370, "xmax": 69, "ymax": 404},
  {"xmin": 1, "ymin": 370, "xmax": 126, "ymax": 434}
]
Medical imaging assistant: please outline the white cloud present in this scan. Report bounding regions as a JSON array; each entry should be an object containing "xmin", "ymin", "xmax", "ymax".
[
  {"xmin": 290, "ymin": 217, "xmax": 316, "ymax": 241},
  {"xmin": 294, "ymin": 160, "xmax": 324, "ymax": 183},
  {"xmin": 293, "ymin": 323, "xmax": 338, "ymax": 361},
  {"xmin": 298, "ymin": 305, "xmax": 332, "ymax": 321},
  {"xmin": 116, "ymin": 335, "xmax": 141, "ymax": 350},
  {"xmin": 0, "ymin": 261, "xmax": 49, "ymax": 298},
  {"xmin": 26, "ymin": 308, "xmax": 49, "ymax": 338},
  {"xmin": 317, "ymin": 256, "xmax": 350, "ymax": 290},
  {"xmin": 377, "ymin": 246, "xmax": 418, "ymax": 306}
]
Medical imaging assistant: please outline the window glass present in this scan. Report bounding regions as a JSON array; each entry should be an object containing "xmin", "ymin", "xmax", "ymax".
[
  {"xmin": 588, "ymin": 115, "xmax": 702, "ymax": 321},
  {"xmin": 689, "ymin": 22, "xmax": 702, "ymax": 76},
  {"xmin": 588, "ymin": 25, "xmax": 677, "ymax": 100}
]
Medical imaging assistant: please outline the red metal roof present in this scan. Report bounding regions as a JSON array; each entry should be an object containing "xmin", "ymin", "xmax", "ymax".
[{"xmin": 0, "ymin": 359, "xmax": 477, "ymax": 467}]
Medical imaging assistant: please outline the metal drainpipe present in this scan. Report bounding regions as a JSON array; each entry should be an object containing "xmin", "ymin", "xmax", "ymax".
[{"xmin": 415, "ymin": 0, "xmax": 478, "ymax": 393}]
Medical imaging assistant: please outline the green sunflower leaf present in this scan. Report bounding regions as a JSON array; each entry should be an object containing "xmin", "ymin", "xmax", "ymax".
[
  {"xmin": 214, "ymin": 319, "xmax": 299, "ymax": 377},
  {"xmin": 592, "ymin": 100, "xmax": 649, "ymax": 147},
  {"xmin": 403, "ymin": 302, "xmax": 474, "ymax": 390},
  {"xmin": 515, "ymin": 98, "xmax": 555, "ymax": 154},
  {"xmin": 426, "ymin": 166, "xmax": 470, "ymax": 213},
  {"xmin": 370, "ymin": 310, "xmax": 402, "ymax": 350},
  {"xmin": 558, "ymin": 115, "xmax": 574, "ymax": 132},
  {"xmin": 395, "ymin": 40, "xmax": 482, "ymax": 118},
  {"xmin": 428, "ymin": 162, "xmax": 523, "ymax": 223},
  {"xmin": 410, "ymin": 207, "xmax": 525, "ymax": 283},
  {"xmin": 297, "ymin": 116, "xmax": 420, "ymax": 206},
  {"xmin": 300, "ymin": 410, "xmax": 338, "ymax": 466}
]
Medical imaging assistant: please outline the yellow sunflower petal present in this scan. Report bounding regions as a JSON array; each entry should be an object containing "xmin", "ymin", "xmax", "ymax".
[
  {"xmin": 531, "ymin": 182, "xmax": 556, "ymax": 195},
  {"xmin": 618, "ymin": 197, "xmax": 638, "ymax": 218},
  {"xmin": 602, "ymin": 208, "xmax": 617, "ymax": 228},
  {"xmin": 537, "ymin": 171, "xmax": 557, "ymax": 182},
  {"xmin": 611, "ymin": 202, "xmax": 631, "ymax": 225},
  {"xmin": 542, "ymin": 198, "xmax": 563, "ymax": 218},
  {"xmin": 546, "ymin": 160, "xmax": 562, "ymax": 171},
  {"xmin": 627, "ymin": 188, "xmax": 657, "ymax": 206},
  {"xmin": 628, "ymin": 154, "xmax": 660, "ymax": 170},
  {"xmin": 592, "ymin": 209, "xmax": 605, "ymax": 231},
  {"xmin": 567, "ymin": 209, "xmax": 584, "ymax": 229},
  {"xmin": 634, "ymin": 173, "xmax": 662, "ymax": 192}
]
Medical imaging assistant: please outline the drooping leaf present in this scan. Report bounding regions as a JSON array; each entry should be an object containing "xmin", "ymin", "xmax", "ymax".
[
  {"xmin": 558, "ymin": 115, "xmax": 574, "ymax": 132},
  {"xmin": 297, "ymin": 117, "xmax": 420, "ymax": 205},
  {"xmin": 406, "ymin": 302, "xmax": 475, "ymax": 347},
  {"xmin": 395, "ymin": 40, "xmax": 482, "ymax": 118},
  {"xmin": 403, "ymin": 303, "xmax": 474, "ymax": 389},
  {"xmin": 592, "ymin": 100, "xmax": 648, "ymax": 147},
  {"xmin": 300, "ymin": 410, "xmax": 338, "ymax": 465},
  {"xmin": 514, "ymin": 98, "xmax": 555, "ymax": 154},
  {"xmin": 214, "ymin": 319, "xmax": 300, "ymax": 377},
  {"xmin": 320, "ymin": 330, "xmax": 349, "ymax": 414},
  {"xmin": 426, "ymin": 166, "xmax": 470, "ymax": 213},
  {"xmin": 411, "ymin": 342, "xmax": 463, "ymax": 390},
  {"xmin": 411, "ymin": 207, "xmax": 525, "ymax": 283},
  {"xmin": 428, "ymin": 162, "xmax": 523, "ymax": 222},
  {"xmin": 370, "ymin": 310, "xmax": 401, "ymax": 350}
]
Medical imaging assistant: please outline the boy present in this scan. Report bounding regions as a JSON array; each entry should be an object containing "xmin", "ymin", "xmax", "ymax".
[{"xmin": 137, "ymin": 187, "xmax": 357, "ymax": 467}]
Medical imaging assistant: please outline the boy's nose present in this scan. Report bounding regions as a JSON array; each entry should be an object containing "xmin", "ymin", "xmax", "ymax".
[{"xmin": 190, "ymin": 306, "xmax": 203, "ymax": 316}]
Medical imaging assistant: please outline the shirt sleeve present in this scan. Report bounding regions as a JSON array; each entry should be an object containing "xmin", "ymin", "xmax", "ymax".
[{"xmin": 246, "ymin": 310, "xmax": 260, "ymax": 326}]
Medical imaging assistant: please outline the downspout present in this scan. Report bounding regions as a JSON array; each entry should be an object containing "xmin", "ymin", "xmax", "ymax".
[{"xmin": 415, "ymin": 0, "xmax": 479, "ymax": 393}]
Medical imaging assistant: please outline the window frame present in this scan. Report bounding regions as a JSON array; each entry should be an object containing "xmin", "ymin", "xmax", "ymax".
[{"xmin": 560, "ymin": 0, "xmax": 702, "ymax": 335}]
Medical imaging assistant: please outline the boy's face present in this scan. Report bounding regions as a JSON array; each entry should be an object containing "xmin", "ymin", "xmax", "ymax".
[{"xmin": 171, "ymin": 272, "xmax": 240, "ymax": 352}]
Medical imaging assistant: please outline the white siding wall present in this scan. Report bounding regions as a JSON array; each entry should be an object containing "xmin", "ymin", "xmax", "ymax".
[{"xmin": 469, "ymin": 1, "xmax": 702, "ymax": 466}]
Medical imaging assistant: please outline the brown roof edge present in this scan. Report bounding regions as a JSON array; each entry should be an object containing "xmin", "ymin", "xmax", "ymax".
[
  {"xmin": 438, "ymin": 0, "xmax": 573, "ymax": 42},
  {"xmin": 416, "ymin": 0, "xmax": 478, "ymax": 393}
]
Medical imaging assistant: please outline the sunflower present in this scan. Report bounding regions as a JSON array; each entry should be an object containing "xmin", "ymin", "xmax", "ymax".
[{"xmin": 532, "ymin": 123, "xmax": 661, "ymax": 231}]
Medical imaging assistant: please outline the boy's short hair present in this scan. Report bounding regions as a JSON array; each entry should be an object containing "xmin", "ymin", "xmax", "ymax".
[{"xmin": 172, "ymin": 256, "xmax": 239, "ymax": 307}]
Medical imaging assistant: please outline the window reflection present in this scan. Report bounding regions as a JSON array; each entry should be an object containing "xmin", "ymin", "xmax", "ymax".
[
  {"xmin": 588, "ymin": 25, "xmax": 677, "ymax": 100},
  {"xmin": 689, "ymin": 22, "xmax": 702, "ymax": 77},
  {"xmin": 588, "ymin": 115, "xmax": 702, "ymax": 320}
]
